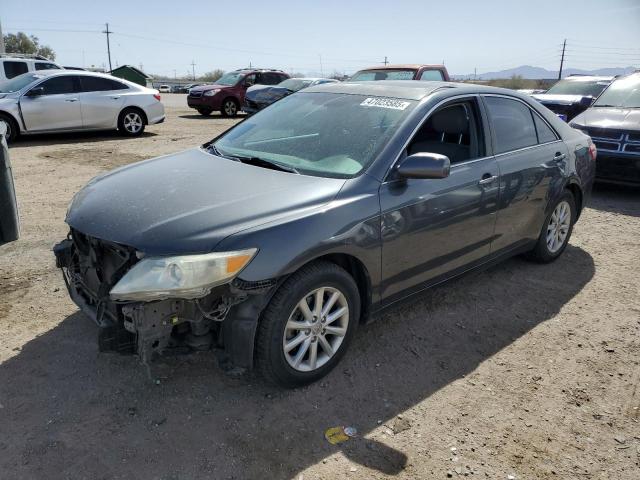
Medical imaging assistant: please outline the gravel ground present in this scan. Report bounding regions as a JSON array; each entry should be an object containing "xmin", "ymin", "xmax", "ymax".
[{"xmin": 0, "ymin": 95, "xmax": 639, "ymax": 480}]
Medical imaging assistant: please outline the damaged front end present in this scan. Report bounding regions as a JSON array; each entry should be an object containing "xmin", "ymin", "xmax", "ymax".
[{"xmin": 53, "ymin": 229, "xmax": 276, "ymax": 372}]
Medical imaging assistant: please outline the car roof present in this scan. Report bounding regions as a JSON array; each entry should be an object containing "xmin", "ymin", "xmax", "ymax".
[
  {"xmin": 356, "ymin": 64, "xmax": 445, "ymax": 71},
  {"xmin": 563, "ymin": 75, "xmax": 615, "ymax": 82}
]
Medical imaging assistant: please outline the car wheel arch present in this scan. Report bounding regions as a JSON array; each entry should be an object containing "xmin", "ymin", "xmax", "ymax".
[
  {"xmin": 0, "ymin": 111, "xmax": 21, "ymax": 137},
  {"xmin": 565, "ymin": 181, "xmax": 584, "ymax": 219},
  {"xmin": 119, "ymin": 106, "xmax": 148, "ymax": 125}
]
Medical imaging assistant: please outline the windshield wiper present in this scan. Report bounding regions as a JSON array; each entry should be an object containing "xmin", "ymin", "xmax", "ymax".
[{"xmin": 228, "ymin": 154, "xmax": 299, "ymax": 174}]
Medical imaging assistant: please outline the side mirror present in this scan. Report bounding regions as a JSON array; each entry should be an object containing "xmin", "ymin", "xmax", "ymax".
[
  {"xmin": 396, "ymin": 152, "xmax": 451, "ymax": 180},
  {"xmin": 26, "ymin": 86, "xmax": 44, "ymax": 97}
]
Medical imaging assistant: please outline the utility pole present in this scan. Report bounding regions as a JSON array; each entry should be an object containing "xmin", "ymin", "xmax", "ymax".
[
  {"xmin": 190, "ymin": 60, "xmax": 196, "ymax": 81},
  {"xmin": 383, "ymin": 56, "xmax": 388, "ymax": 66},
  {"xmin": 319, "ymin": 54, "xmax": 324, "ymax": 77},
  {"xmin": 474, "ymin": 67, "xmax": 477, "ymax": 81},
  {"xmin": 173, "ymin": 69, "xmax": 177, "ymax": 79},
  {"xmin": 0, "ymin": 20, "xmax": 5, "ymax": 54},
  {"xmin": 558, "ymin": 39, "xmax": 567, "ymax": 80},
  {"xmin": 102, "ymin": 23, "xmax": 113, "ymax": 72}
]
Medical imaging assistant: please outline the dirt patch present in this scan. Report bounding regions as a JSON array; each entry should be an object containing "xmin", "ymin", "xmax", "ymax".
[{"xmin": 1, "ymin": 98, "xmax": 639, "ymax": 479}]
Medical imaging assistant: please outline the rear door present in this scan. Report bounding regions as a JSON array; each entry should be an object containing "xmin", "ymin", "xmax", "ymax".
[
  {"xmin": 482, "ymin": 95, "xmax": 567, "ymax": 253},
  {"xmin": 20, "ymin": 75, "xmax": 83, "ymax": 131},
  {"xmin": 0, "ymin": 125, "xmax": 19, "ymax": 245},
  {"xmin": 77, "ymin": 76, "xmax": 128, "ymax": 128}
]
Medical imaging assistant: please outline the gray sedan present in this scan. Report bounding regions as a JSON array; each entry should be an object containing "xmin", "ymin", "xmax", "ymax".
[{"xmin": 0, "ymin": 70, "xmax": 165, "ymax": 141}]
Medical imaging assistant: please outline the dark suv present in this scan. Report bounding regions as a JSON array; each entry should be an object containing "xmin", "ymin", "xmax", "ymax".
[{"xmin": 187, "ymin": 69, "xmax": 290, "ymax": 117}]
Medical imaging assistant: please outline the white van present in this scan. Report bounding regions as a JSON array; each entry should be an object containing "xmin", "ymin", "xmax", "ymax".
[{"xmin": 0, "ymin": 54, "xmax": 63, "ymax": 82}]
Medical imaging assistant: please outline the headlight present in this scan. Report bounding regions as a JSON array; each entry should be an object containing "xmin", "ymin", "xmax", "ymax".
[
  {"xmin": 110, "ymin": 249, "xmax": 257, "ymax": 301},
  {"xmin": 204, "ymin": 89, "xmax": 220, "ymax": 97}
]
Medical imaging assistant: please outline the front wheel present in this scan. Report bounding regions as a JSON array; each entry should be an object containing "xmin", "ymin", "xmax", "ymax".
[
  {"xmin": 526, "ymin": 191, "xmax": 576, "ymax": 263},
  {"xmin": 197, "ymin": 108, "xmax": 212, "ymax": 116},
  {"xmin": 255, "ymin": 261, "xmax": 360, "ymax": 388},
  {"xmin": 118, "ymin": 108, "xmax": 146, "ymax": 137}
]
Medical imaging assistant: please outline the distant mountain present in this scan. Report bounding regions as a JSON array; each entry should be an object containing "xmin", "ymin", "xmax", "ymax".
[{"xmin": 453, "ymin": 65, "xmax": 637, "ymax": 80}]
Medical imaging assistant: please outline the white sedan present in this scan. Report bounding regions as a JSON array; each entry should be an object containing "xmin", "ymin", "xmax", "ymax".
[{"xmin": 0, "ymin": 70, "xmax": 165, "ymax": 141}]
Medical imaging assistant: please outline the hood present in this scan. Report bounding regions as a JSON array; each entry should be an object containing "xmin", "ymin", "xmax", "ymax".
[
  {"xmin": 246, "ymin": 84, "xmax": 272, "ymax": 94},
  {"xmin": 571, "ymin": 107, "xmax": 640, "ymax": 131},
  {"xmin": 190, "ymin": 84, "xmax": 231, "ymax": 92},
  {"xmin": 245, "ymin": 86, "xmax": 290, "ymax": 102},
  {"xmin": 531, "ymin": 93, "xmax": 592, "ymax": 106},
  {"xmin": 66, "ymin": 148, "xmax": 346, "ymax": 255}
]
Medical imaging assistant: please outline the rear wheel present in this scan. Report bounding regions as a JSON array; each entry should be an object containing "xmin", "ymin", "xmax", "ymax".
[
  {"xmin": 526, "ymin": 191, "xmax": 576, "ymax": 263},
  {"xmin": 255, "ymin": 261, "xmax": 360, "ymax": 388},
  {"xmin": 0, "ymin": 113, "xmax": 18, "ymax": 142},
  {"xmin": 197, "ymin": 108, "xmax": 212, "ymax": 116},
  {"xmin": 118, "ymin": 108, "xmax": 146, "ymax": 137},
  {"xmin": 220, "ymin": 98, "xmax": 238, "ymax": 117}
]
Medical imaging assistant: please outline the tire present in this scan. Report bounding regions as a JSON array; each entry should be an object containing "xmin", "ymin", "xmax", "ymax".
[
  {"xmin": 197, "ymin": 108, "xmax": 212, "ymax": 116},
  {"xmin": 0, "ymin": 113, "xmax": 19, "ymax": 142},
  {"xmin": 526, "ymin": 190, "xmax": 576, "ymax": 263},
  {"xmin": 118, "ymin": 108, "xmax": 146, "ymax": 137},
  {"xmin": 255, "ymin": 261, "xmax": 360, "ymax": 388},
  {"xmin": 220, "ymin": 98, "xmax": 239, "ymax": 117}
]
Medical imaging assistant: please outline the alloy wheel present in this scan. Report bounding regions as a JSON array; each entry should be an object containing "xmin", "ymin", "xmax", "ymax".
[
  {"xmin": 224, "ymin": 101, "xmax": 237, "ymax": 116},
  {"xmin": 123, "ymin": 112, "xmax": 143, "ymax": 133},
  {"xmin": 546, "ymin": 200, "xmax": 571, "ymax": 253},
  {"xmin": 0, "ymin": 119, "xmax": 11, "ymax": 140},
  {"xmin": 282, "ymin": 286, "xmax": 349, "ymax": 372}
]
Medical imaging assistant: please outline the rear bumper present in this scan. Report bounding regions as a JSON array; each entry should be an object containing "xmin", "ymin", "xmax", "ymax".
[{"xmin": 596, "ymin": 153, "xmax": 640, "ymax": 185}]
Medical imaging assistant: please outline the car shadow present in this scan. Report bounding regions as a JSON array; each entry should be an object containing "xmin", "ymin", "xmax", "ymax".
[
  {"xmin": 179, "ymin": 113, "xmax": 248, "ymax": 120},
  {"xmin": 0, "ymin": 246, "xmax": 595, "ymax": 479},
  {"xmin": 9, "ymin": 130, "xmax": 158, "ymax": 148},
  {"xmin": 588, "ymin": 182, "xmax": 640, "ymax": 218}
]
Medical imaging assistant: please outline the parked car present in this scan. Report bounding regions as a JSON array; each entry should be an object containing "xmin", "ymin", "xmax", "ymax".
[
  {"xmin": 158, "ymin": 85, "xmax": 171, "ymax": 93},
  {"xmin": 172, "ymin": 85, "xmax": 186, "ymax": 93},
  {"xmin": 0, "ymin": 70, "xmax": 165, "ymax": 141},
  {"xmin": 0, "ymin": 53, "xmax": 62, "ymax": 82},
  {"xmin": 349, "ymin": 64, "xmax": 450, "ymax": 82},
  {"xmin": 570, "ymin": 72, "xmax": 640, "ymax": 185},
  {"xmin": 0, "ymin": 122, "xmax": 19, "ymax": 246},
  {"xmin": 531, "ymin": 75, "xmax": 614, "ymax": 121},
  {"xmin": 243, "ymin": 77, "xmax": 338, "ymax": 114},
  {"xmin": 187, "ymin": 69, "xmax": 290, "ymax": 116},
  {"xmin": 55, "ymin": 80, "xmax": 595, "ymax": 387},
  {"xmin": 184, "ymin": 83, "xmax": 202, "ymax": 93}
]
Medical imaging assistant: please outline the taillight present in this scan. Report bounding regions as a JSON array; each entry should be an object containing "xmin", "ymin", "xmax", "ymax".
[
  {"xmin": 588, "ymin": 141, "xmax": 597, "ymax": 161},
  {"xmin": 153, "ymin": 93, "xmax": 161, "ymax": 101}
]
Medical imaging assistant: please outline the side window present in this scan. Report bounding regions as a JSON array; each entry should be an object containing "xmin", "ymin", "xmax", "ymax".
[
  {"xmin": 408, "ymin": 99, "xmax": 485, "ymax": 164},
  {"xmin": 244, "ymin": 73, "xmax": 256, "ymax": 86},
  {"xmin": 262, "ymin": 73, "xmax": 280, "ymax": 85},
  {"xmin": 3, "ymin": 61, "xmax": 28, "ymax": 79},
  {"xmin": 38, "ymin": 76, "xmax": 77, "ymax": 95},
  {"xmin": 35, "ymin": 62, "xmax": 60, "ymax": 71},
  {"xmin": 419, "ymin": 70, "xmax": 444, "ymax": 81},
  {"xmin": 484, "ymin": 97, "xmax": 537, "ymax": 154},
  {"xmin": 532, "ymin": 112, "xmax": 558, "ymax": 143},
  {"xmin": 80, "ymin": 76, "xmax": 128, "ymax": 92}
]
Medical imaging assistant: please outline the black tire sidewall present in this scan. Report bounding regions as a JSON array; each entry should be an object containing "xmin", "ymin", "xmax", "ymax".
[
  {"xmin": 0, "ymin": 114, "xmax": 18, "ymax": 142},
  {"xmin": 197, "ymin": 109, "xmax": 212, "ymax": 116},
  {"xmin": 257, "ymin": 262, "xmax": 360, "ymax": 387}
]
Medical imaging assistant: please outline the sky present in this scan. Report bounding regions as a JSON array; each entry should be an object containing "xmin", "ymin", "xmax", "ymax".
[{"xmin": 2, "ymin": 0, "xmax": 639, "ymax": 78}]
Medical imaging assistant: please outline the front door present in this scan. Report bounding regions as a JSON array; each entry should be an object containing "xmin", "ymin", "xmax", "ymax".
[
  {"xmin": 20, "ymin": 75, "xmax": 82, "ymax": 131},
  {"xmin": 379, "ymin": 97, "xmax": 500, "ymax": 303}
]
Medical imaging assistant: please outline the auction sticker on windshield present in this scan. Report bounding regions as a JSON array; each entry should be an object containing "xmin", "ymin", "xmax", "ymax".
[{"xmin": 360, "ymin": 97, "xmax": 411, "ymax": 110}]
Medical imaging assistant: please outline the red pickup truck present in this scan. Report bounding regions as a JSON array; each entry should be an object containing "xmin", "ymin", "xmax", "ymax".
[{"xmin": 349, "ymin": 64, "xmax": 450, "ymax": 82}]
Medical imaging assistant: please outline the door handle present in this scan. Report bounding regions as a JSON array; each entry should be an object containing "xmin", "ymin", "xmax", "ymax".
[
  {"xmin": 553, "ymin": 152, "xmax": 566, "ymax": 161},
  {"xmin": 478, "ymin": 174, "xmax": 498, "ymax": 185},
  {"xmin": 65, "ymin": 98, "xmax": 78, "ymax": 102},
  {"xmin": 111, "ymin": 96, "xmax": 121, "ymax": 100}
]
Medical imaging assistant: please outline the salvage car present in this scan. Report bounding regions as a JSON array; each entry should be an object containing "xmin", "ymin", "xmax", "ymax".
[
  {"xmin": 570, "ymin": 72, "xmax": 640, "ymax": 185},
  {"xmin": 243, "ymin": 77, "xmax": 337, "ymax": 114},
  {"xmin": 55, "ymin": 81, "xmax": 596, "ymax": 387},
  {"xmin": 0, "ymin": 122, "xmax": 19, "ymax": 246},
  {"xmin": 188, "ymin": 69, "xmax": 289, "ymax": 117},
  {"xmin": 531, "ymin": 75, "xmax": 613, "ymax": 121},
  {"xmin": 349, "ymin": 64, "xmax": 450, "ymax": 82},
  {"xmin": 0, "ymin": 70, "xmax": 165, "ymax": 141}
]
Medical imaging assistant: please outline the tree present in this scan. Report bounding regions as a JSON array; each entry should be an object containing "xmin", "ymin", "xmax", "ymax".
[
  {"xmin": 3, "ymin": 32, "xmax": 56, "ymax": 60},
  {"xmin": 199, "ymin": 69, "xmax": 224, "ymax": 82}
]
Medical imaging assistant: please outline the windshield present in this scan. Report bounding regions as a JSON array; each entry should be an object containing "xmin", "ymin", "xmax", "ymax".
[
  {"xmin": 593, "ymin": 75, "xmax": 640, "ymax": 108},
  {"xmin": 0, "ymin": 73, "xmax": 42, "ymax": 93},
  {"xmin": 278, "ymin": 79, "xmax": 313, "ymax": 91},
  {"xmin": 546, "ymin": 79, "xmax": 610, "ymax": 97},
  {"xmin": 213, "ymin": 92, "xmax": 416, "ymax": 178},
  {"xmin": 349, "ymin": 69, "xmax": 416, "ymax": 81},
  {"xmin": 215, "ymin": 72, "xmax": 244, "ymax": 86}
]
